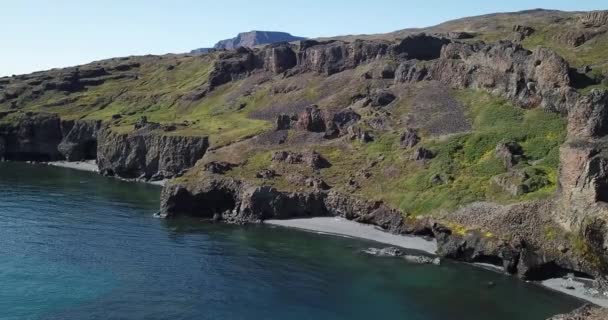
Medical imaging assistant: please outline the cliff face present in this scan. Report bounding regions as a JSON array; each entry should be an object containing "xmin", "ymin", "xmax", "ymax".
[
  {"xmin": 3, "ymin": 10, "xmax": 608, "ymax": 302},
  {"xmin": 0, "ymin": 113, "xmax": 208, "ymax": 180},
  {"xmin": 97, "ymin": 125, "xmax": 208, "ymax": 180},
  {"xmin": 158, "ymin": 30, "xmax": 608, "ymax": 281},
  {"xmin": 0, "ymin": 113, "xmax": 64, "ymax": 161}
]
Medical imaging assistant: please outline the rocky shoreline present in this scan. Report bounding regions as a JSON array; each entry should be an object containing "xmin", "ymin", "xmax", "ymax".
[{"xmin": 3, "ymin": 15, "xmax": 608, "ymax": 317}]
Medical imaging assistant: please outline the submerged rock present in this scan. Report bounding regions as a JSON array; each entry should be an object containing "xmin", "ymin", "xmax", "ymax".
[{"xmin": 362, "ymin": 247, "xmax": 404, "ymax": 257}]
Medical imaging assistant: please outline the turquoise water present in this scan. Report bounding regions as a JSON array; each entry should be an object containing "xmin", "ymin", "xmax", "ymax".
[{"xmin": 0, "ymin": 162, "xmax": 583, "ymax": 320}]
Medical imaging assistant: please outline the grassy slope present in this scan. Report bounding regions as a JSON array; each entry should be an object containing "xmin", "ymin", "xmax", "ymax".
[
  {"xmin": 219, "ymin": 89, "xmax": 566, "ymax": 216},
  {"xmin": 3, "ymin": 9, "xmax": 603, "ymax": 217}
]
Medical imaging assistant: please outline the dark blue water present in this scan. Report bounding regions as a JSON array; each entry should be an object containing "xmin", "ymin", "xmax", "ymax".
[{"xmin": 0, "ymin": 162, "xmax": 583, "ymax": 320}]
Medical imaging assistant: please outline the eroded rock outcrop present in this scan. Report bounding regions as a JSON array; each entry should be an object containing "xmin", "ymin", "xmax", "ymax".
[
  {"xmin": 0, "ymin": 113, "xmax": 63, "ymax": 161},
  {"xmin": 547, "ymin": 304, "xmax": 608, "ymax": 320},
  {"xmin": 97, "ymin": 127, "xmax": 208, "ymax": 180},
  {"xmin": 58, "ymin": 119, "xmax": 102, "ymax": 161},
  {"xmin": 395, "ymin": 41, "xmax": 577, "ymax": 112}
]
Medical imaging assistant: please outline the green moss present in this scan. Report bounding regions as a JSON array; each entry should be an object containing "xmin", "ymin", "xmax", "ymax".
[{"xmin": 342, "ymin": 90, "xmax": 567, "ymax": 215}]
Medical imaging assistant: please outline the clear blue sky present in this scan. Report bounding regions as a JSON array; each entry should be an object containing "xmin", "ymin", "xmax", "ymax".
[{"xmin": 1, "ymin": 0, "xmax": 606, "ymax": 76}]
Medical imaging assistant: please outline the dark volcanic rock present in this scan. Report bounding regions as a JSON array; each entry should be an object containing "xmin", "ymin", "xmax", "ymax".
[
  {"xmin": 495, "ymin": 140, "xmax": 523, "ymax": 169},
  {"xmin": 411, "ymin": 147, "xmax": 434, "ymax": 161},
  {"xmin": 395, "ymin": 40, "xmax": 577, "ymax": 113},
  {"xmin": 389, "ymin": 34, "xmax": 450, "ymax": 60},
  {"xmin": 256, "ymin": 169, "xmax": 277, "ymax": 179},
  {"xmin": 400, "ymin": 128, "xmax": 420, "ymax": 148},
  {"xmin": 0, "ymin": 113, "xmax": 63, "ymax": 161},
  {"xmin": 160, "ymin": 176, "xmax": 409, "ymax": 233},
  {"xmin": 263, "ymin": 43, "xmax": 298, "ymax": 74},
  {"xmin": 97, "ymin": 128, "xmax": 208, "ymax": 179},
  {"xmin": 208, "ymin": 47, "xmax": 262, "ymax": 89},
  {"xmin": 296, "ymin": 39, "xmax": 389, "ymax": 75},
  {"xmin": 547, "ymin": 304, "xmax": 608, "ymax": 320},
  {"xmin": 275, "ymin": 114, "xmax": 294, "ymax": 130},
  {"xmin": 271, "ymin": 150, "xmax": 331, "ymax": 169},
  {"xmin": 369, "ymin": 89, "xmax": 396, "ymax": 107},
  {"xmin": 58, "ymin": 120, "xmax": 102, "ymax": 161},
  {"xmin": 204, "ymin": 161, "xmax": 236, "ymax": 174},
  {"xmin": 294, "ymin": 105, "xmax": 328, "ymax": 132}
]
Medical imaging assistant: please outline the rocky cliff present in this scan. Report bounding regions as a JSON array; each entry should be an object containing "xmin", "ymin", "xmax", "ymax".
[
  {"xmin": 3, "ymin": 9, "xmax": 608, "ymax": 316},
  {"xmin": 97, "ymin": 124, "xmax": 208, "ymax": 180}
]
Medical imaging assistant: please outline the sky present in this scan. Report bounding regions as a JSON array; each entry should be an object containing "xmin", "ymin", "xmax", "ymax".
[{"xmin": 1, "ymin": 0, "xmax": 606, "ymax": 76}]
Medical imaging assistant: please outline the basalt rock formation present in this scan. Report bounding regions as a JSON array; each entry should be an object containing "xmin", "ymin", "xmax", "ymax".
[
  {"xmin": 3, "ymin": 9, "xmax": 608, "ymax": 317},
  {"xmin": 97, "ymin": 126, "xmax": 208, "ymax": 180},
  {"xmin": 547, "ymin": 304, "xmax": 608, "ymax": 320},
  {"xmin": 0, "ymin": 113, "xmax": 64, "ymax": 161}
]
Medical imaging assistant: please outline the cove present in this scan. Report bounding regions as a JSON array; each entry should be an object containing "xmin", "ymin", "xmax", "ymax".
[{"xmin": 0, "ymin": 162, "xmax": 583, "ymax": 320}]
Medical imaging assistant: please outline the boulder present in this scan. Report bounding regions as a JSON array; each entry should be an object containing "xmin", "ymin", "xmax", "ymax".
[
  {"xmin": 400, "ymin": 128, "xmax": 420, "ymax": 148},
  {"xmin": 369, "ymin": 89, "xmax": 396, "ymax": 107},
  {"xmin": 495, "ymin": 141, "xmax": 523, "ymax": 169},
  {"xmin": 362, "ymin": 247, "xmax": 403, "ymax": 257},
  {"xmin": 410, "ymin": 147, "xmax": 434, "ymax": 161},
  {"xmin": 204, "ymin": 161, "xmax": 236, "ymax": 174},
  {"xmin": 275, "ymin": 114, "xmax": 293, "ymax": 130},
  {"xmin": 256, "ymin": 169, "xmax": 277, "ymax": 179},
  {"xmin": 294, "ymin": 105, "xmax": 328, "ymax": 132},
  {"xmin": 271, "ymin": 151, "xmax": 331, "ymax": 169}
]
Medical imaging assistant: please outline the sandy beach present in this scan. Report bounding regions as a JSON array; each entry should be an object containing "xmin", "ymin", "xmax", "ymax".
[
  {"xmin": 45, "ymin": 161, "xmax": 166, "ymax": 186},
  {"xmin": 542, "ymin": 278, "xmax": 608, "ymax": 308},
  {"xmin": 265, "ymin": 216, "xmax": 437, "ymax": 255},
  {"xmin": 46, "ymin": 160, "xmax": 99, "ymax": 172}
]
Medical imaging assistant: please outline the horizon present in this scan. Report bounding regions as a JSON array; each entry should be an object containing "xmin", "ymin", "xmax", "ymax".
[{"xmin": 1, "ymin": 1, "xmax": 607, "ymax": 77}]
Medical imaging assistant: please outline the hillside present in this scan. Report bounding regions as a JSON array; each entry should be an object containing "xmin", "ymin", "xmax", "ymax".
[{"xmin": 3, "ymin": 9, "xmax": 608, "ymax": 311}]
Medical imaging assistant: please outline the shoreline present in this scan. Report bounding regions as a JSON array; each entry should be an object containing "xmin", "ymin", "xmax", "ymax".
[
  {"xmin": 266, "ymin": 216, "xmax": 608, "ymax": 308},
  {"xmin": 42, "ymin": 161, "xmax": 166, "ymax": 186},
  {"xmin": 542, "ymin": 278, "xmax": 608, "ymax": 308},
  {"xmin": 265, "ymin": 217, "xmax": 437, "ymax": 255},
  {"xmin": 11, "ymin": 161, "xmax": 608, "ymax": 310}
]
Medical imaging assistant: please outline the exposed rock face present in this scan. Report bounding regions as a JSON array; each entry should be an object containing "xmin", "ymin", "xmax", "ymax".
[
  {"xmin": 271, "ymin": 151, "xmax": 331, "ymax": 169},
  {"xmin": 400, "ymin": 128, "xmax": 420, "ymax": 148},
  {"xmin": 395, "ymin": 41, "xmax": 577, "ymax": 113},
  {"xmin": 97, "ymin": 127, "xmax": 208, "ymax": 180},
  {"xmin": 294, "ymin": 105, "xmax": 329, "ymax": 132},
  {"xmin": 567, "ymin": 91, "xmax": 608, "ymax": 138},
  {"xmin": 439, "ymin": 42, "xmax": 574, "ymax": 112},
  {"xmin": 262, "ymin": 43, "xmax": 298, "ymax": 74},
  {"xmin": 495, "ymin": 141, "xmax": 523, "ymax": 169},
  {"xmin": 368, "ymin": 89, "xmax": 396, "ymax": 107},
  {"xmin": 204, "ymin": 161, "xmax": 236, "ymax": 174},
  {"xmin": 160, "ymin": 175, "xmax": 409, "ymax": 232},
  {"xmin": 296, "ymin": 39, "xmax": 389, "ymax": 75},
  {"xmin": 411, "ymin": 147, "xmax": 434, "ymax": 161},
  {"xmin": 208, "ymin": 47, "xmax": 262, "ymax": 88},
  {"xmin": 547, "ymin": 304, "xmax": 608, "ymax": 320},
  {"xmin": 580, "ymin": 10, "xmax": 608, "ymax": 27},
  {"xmin": 389, "ymin": 34, "xmax": 450, "ymax": 60},
  {"xmin": 58, "ymin": 120, "xmax": 102, "ymax": 161},
  {"xmin": 0, "ymin": 113, "xmax": 63, "ymax": 161}
]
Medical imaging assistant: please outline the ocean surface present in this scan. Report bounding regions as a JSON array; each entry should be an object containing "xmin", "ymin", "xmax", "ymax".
[{"xmin": 0, "ymin": 162, "xmax": 583, "ymax": 320}]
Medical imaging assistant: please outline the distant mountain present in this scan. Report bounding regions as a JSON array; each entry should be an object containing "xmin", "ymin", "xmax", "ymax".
[{"xmin": 190, "ymin": 31, "xmax": 306, "ymax": 54}]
